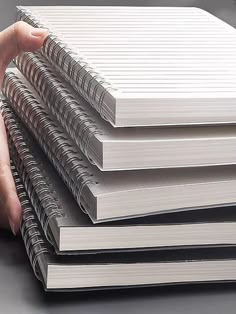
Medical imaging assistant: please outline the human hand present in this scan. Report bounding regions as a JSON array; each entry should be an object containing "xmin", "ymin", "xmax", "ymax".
[{"xmin": 0, "ymin": 21, "xmax": 48, "ymax": 235}]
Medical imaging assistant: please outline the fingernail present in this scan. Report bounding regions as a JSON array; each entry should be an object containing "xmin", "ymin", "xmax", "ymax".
[
  {"xmin": 9, "ymin": 219, "xmax": 17, "ymax": 236},
  {"xmin": 31, "ymin": 28, "xmax": 48, "ymax": 37}
]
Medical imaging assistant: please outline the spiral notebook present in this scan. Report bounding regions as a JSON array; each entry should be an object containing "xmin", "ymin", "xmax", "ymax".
[
  {"xmin": 16, "ymin": 6, "xmax": 236, "ymax": 127},
  {"xmin": 11, "ymin": 169, "xmax": 236, "ymax": 291},
  {"xmin": 13, "ymin": 52, "xmax": 236, "ymax": 171},
  {"xmin": 4, "ymin": 68, "xmax": 236, "ymax": 223},
  {"xmin": 4, "ymin": 100, "xmax": 236, "ymax": 253}
]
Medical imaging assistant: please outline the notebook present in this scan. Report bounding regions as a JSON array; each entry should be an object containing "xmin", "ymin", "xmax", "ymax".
[
  {"xmin": 14, "ymin": 52, "xmax": 236, "ymax": 171},
  {"xmin": 4, "ymin": 100, "xmax": 236, "ymax": 253},
  {"xmin": 16, "ymin": 6, "xmax": 236, "ymax": 127},
  {"xmin": 12, "ymin": 169, "xmax": 236, "ymax": 291},
  {"xmin": 4, "ymin": 69, "xmax": 236, "ymax": 223}
]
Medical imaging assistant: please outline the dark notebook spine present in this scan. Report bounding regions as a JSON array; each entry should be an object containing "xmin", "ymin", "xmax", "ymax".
[
  {"xmin": 2, "ymin": 100, "xmax": 64, "ymax": 243},
  {"xmin": 2, "ymin": 72, "xmax": 96, "ymax": 215},
  {"xmin": 10, "ymin": 161, "xmax": 50, "ymax": 281},
  {"xmin": 16, "ymin": 6, "xmax": 117, "ymax": 124},
  {"xmin": 14, "ymin": 52, "xmax": 103, "ymax": 165}
]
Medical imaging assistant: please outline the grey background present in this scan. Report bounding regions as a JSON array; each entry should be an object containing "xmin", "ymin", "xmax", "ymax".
[
  {"xmin": 1, "ymin": 0, "xmax": 236, "ymax": 313},
  {"xmin": 0, "ymin": 0, "xmax": 236, "ymax": 30}
]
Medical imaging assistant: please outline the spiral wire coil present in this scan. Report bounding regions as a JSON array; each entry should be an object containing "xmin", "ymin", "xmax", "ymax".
[
  {"xmin": 11, "ymin": 161, "xmax": 50, "ymax": 281},
  {"xmin": 2, "ymin": 73, "xmax": 97, "ymax": 214},
  {"xmin": 17, "ymin": 7, "xmax": 117, "ymax": 123},
  {"xmin": 14, "ymin": 52, "xmax": 104, "ymax": 165},
  {"xmin": 2, "ymin": 101, "xmax": 65, "ymax": 243}
]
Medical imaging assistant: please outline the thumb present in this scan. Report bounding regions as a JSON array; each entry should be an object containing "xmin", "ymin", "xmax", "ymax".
[{"xmin": 0, "ymin": 21, "xmax": 48, "ymax": 80}]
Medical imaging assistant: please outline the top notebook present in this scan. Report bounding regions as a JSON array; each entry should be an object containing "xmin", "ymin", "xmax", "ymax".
[{"xmin": 17, "ymin": 6, "xmax": 236, "ymax": 127}]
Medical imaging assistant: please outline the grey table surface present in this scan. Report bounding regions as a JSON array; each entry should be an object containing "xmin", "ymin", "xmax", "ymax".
[{"xmin": 2, "ymin": 0, "xmax": 236, "ymax": 313}]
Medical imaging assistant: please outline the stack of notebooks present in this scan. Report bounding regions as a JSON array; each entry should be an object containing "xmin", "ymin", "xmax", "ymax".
[{"xmin": 2, "ymin": 6, "xmax": 236, "ymax": 291}]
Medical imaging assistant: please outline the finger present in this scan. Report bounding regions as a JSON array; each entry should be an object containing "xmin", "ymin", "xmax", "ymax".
[
  {"xmin": 0, "ymin": 21, "xmax": 48, "ymax": 83},
  {"xmin": 0, "ymin": 201, "xmax": 10, "ymax": 230},
  {"xmin": 0, "ymin": 21, "xmax": 47, "ymax": 234},
  {"xmin": 0, "ymin": 113, "xmax": 21, "ymax": 234}
]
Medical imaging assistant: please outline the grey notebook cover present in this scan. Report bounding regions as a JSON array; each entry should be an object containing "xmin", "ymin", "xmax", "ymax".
[
  {"xmin": 4, "ymin": 70, "xmax": 236, "ymax": 224},
  {"xmin": 13, "ymin": 51, "xmax": 236, "ymax": 172},
  {"xmin": 12, "ymin": 165, "xmax": 236, "ymax": 291},
  {"xmin": 3, "ymin": 99, "xmax": 236, "ymax": 255}
]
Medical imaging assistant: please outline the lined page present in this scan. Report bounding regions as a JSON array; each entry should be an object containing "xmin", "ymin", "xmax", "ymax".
[{"xmin": 21, "ymin": 6, "xmax": 236, "ymax": 95}]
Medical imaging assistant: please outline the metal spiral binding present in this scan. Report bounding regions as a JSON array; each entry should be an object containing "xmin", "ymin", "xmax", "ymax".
[
  {"xmin": 16, "ymin": 7, "xmax": 117, "ymax": 122},
  {"xmin": 14, "ymin": 52, "xmax": 104, "ymax": 164},
  {"xmin": 2, "ymin": 101, "xmax": 65, "ymax": 243},
  {"xmin": 11, "ymin": 162, "xmax": 50, "ymax": 281},
  {"xmin": 2, "ymin": 72, "xmax": 96, "ymax": 214}
]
